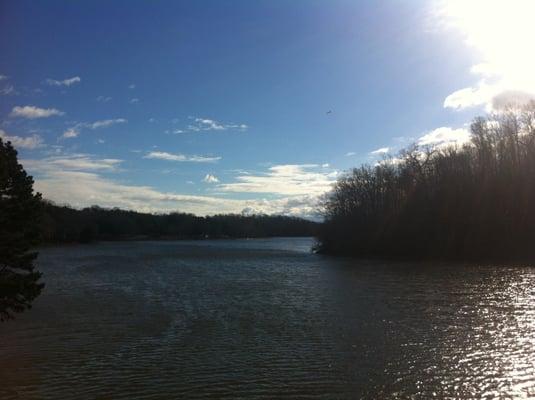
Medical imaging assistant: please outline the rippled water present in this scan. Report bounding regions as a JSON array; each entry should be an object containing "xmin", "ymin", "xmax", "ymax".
[{"xmin": 1, "ymin": 238, "xmax": 534, "ymax": 399}]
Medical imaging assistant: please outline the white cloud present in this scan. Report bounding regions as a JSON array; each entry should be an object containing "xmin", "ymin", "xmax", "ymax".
[
  {"xmin": 0, "ymin": 129, "xmax": 44, "ymax": 149},
  {"xmin": 10, "ymin": 105, "xmax": 65, "ymax": 119},
  {"xmin": 345, "ymin": 152, "xmax": 356, "ymax": 156},
  {"xmin": 203, "ymin": 174, "xmax": 219, "ymax": 183},
  {"xmin": 443, "ymin": 85, "xmax": 498, "ymax": 110},
  {"xmin": 417, "ymin": 127, "xmax": 471, "ymax": 148},
  {"xmin": 129, "ymin": 98, "xmax": 139, "ymax": 104},
  {"xmin": 128, "ymin": 84, "xmax": 136, "ymax": 89},
  {"xmin": 0, "ymin": 74, "xmax": 7, "ymax": 81},
  {"xmin": 45, "ymin": 76, "xmax": 81, "ymax": 87},
  {"xmin": 435, "ymin": 0, "xmax": 535, "ymax": 111},
  {"xmin": 186, "ymin": 117, "xmax": 248, "ymax": 132},
  {"xmin": 370, "ymin": 147, "xmax": 390, "ymax": 155},
  {"xmin": 218, "ymin": 164, "xmax": 337, "ymax": 196},
  {"xmin": 143, "ymin": 151, "xmax": 221, "ymax": 163}
]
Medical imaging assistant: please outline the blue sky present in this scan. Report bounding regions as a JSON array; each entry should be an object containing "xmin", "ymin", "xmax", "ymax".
[{"xmin": 1, "ymin": 1, "xmax": 533, "ymax": 217}]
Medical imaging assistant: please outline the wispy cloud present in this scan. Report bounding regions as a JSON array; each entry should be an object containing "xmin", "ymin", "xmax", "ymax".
[
  {"xmin": 203, "ymin": 174, "xmax": 219, "ymax": 183},
  {"xmin": 23, "ymin": 154, "xmax": 123, "ymax": 172},
  {"xmin": 129, "ymin": 98, "xmax": 139, "ymax": 104},
  {"xmin": 0, "ymin": 74, "xmax": 8, "ymax": 81},
  {"xmin": 61, "ymin": 118, "xmax": 127, "ymax": 140},
  {"xmin": 345, "ymin": 152, "xmax": 356, "ymax": 157},
  {"xmin": 144, "ymin": 151, "xmax": 221, "ymax": 163},
  {"xmin": 186, "ymin": 117, "xmax": 248, "ymax": 132},
  {"xmin": 9, "ymin": 105, "xmax": 64, "ymax": 119},
  {"xmin": 45, "ymin": 76, "xmax": 81, "ymax": 87},
  {"xmin": 128, "ymin": 84, "xmax": 136, "ymax": 89},
  {"xmin": 218, "ymin": 164, "xmax": 337, "ymax": 196},
  {"xmin": 1, "ymin": 84, "xmax": 16, "ymax": 95},
  {"xmin": 0, "ymin": 129, "xmax": 44, "ymax": 149},
  {"xmin": 87, "ymin": 118, "xmax": 127, "ymax": 129},
  {"xmin": 370, "ymin": 147, "xmax": 390, "ymax": 155}
]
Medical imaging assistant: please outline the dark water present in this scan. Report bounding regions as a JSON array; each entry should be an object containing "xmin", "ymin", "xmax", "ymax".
[{"xmin": 1, "ymin": 238, "xmax": 534, "ymax": 399}]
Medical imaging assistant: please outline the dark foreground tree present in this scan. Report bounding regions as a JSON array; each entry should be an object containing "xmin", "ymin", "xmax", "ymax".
[{"xmin": 0, "ymin": 138, "xmax": 44, "ymax": 321}]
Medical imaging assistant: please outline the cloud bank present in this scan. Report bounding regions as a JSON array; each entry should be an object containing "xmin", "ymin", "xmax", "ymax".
[{"xmin": 21, "ymin": 155, "xmax": 324, "ymax": 218}]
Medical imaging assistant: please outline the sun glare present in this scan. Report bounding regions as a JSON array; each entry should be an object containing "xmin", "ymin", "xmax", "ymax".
[{"xmin": 438, "ymin": 0, "xmax": 535, "ymax": 109}]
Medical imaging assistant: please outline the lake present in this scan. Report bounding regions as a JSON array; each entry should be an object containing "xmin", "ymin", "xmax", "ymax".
[{"xmin": 1, "ymin": 238, "xmax": 534, "ymax": 399}]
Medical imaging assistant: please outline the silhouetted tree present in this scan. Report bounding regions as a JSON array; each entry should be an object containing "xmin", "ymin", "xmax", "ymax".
[
  {"xmin": 317, "ymin": 102, "xmax": 535, "ymax": 262},
  {"xmin": 0, "ymin": 138, "xmax": 44, "ymax": 321}
]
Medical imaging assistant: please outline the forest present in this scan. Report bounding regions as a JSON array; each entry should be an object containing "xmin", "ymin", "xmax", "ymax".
[
  {"xmin": 40, "ymin": 201, "xmax": 319, "ymax": 243},
  {"xmin": 317, "ymin": 102, "xmax": 535, "ymax": 262}
]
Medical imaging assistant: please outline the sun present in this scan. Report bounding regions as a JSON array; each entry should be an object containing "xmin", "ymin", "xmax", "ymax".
[{"xmin": 437, "ymin": 0, "xmax": 535, "ymax": 105}]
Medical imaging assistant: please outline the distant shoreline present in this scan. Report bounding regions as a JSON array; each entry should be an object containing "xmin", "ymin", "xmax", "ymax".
[
  {"xmin": 40, "ymin": 202, "xmax": 319, "ymax": 244},
  {"xmin": 40, "ymin": 233, "xmax": 317, "ymax": 246}
]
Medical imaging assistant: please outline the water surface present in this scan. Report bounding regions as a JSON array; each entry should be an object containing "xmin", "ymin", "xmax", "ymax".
[{"xmin": 1, "ymin": 238, "xmax": 534, "ymax": 398}]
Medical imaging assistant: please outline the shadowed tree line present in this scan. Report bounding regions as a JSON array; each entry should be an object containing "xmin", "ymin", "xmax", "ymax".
[
  {"xmin": 41, "ymin": 202, "xmax": 319, "ymax": 243},
  {"xmin": 317, "ymin": 102, "xmax": 535, "ymax": 262}
]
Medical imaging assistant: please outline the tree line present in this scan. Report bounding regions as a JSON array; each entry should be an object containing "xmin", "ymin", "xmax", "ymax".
[
  {"xmin": 316, "ymin": 102, "xmax": 535, "ymax": 262},
  {"xmin": 41, "ymin": 202, "xmax": 319, "ymax": 243}
]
